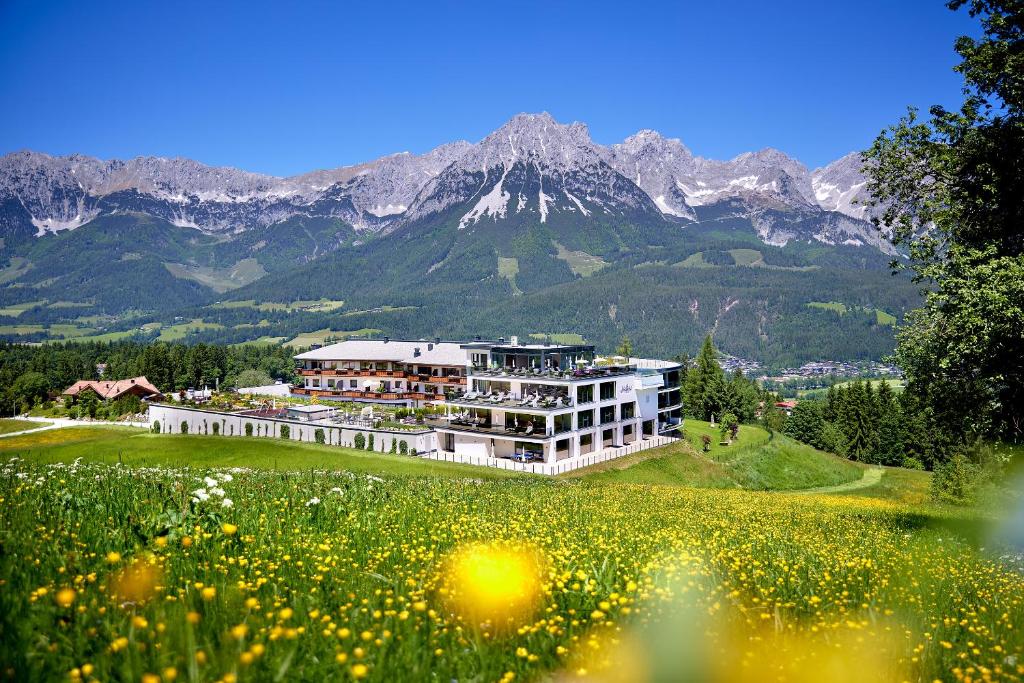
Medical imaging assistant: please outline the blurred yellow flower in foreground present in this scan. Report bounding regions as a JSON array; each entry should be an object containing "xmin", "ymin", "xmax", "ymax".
[
  {"xmin": 222, "ymin": 523, "xmax": 238, "ymax": 536},
  {"xmin": 54, "ymin": 587, "xmax": 76, "ymax": 608},
  {"xmin": 109, "ymin": 558, "xmax": 163, "ymax": 605},
  {"xmin": 441, "ymin": 541, "xmax": 544, "ymax": 629}
]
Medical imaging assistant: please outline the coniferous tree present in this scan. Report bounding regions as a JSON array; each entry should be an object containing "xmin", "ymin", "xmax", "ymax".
[{"xmin": 684, "ymin": 335, "xmax": 726, "ymax": 421}]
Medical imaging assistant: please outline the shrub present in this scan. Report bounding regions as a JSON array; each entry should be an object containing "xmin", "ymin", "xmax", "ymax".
[
  {"xmin": 245, "ymin": 423, "xmax": 254, "ymax": 437},
  {"xmin": 398, "ymin": 441, "xmax": 408, "ymax": 455},
  {"xmin": 315, "ymin": 428, "xmax": 326, "ymax": 444},
  {"xmin": 410, "ymin": 448, "xmax": 418, "ymax": 456},
  {"xmin": 902, "ymin": 456, "xmax": 924, "ymax": 470},
  {"xmin": 368, "ymin": 434, "xmax": 375, "ymax": 451},
  {"xmin": 389, "ymin": 439, "xmax": 397, "ymax": 454},
  {"xmin": 180, "ymin": 421, "xmax": 188, "ymax": 435},
  {"xmin": 354, "ymin": 433, "xmax": 366, "ymax": 449},
  {"xmin": 151, "ymin": 420, "xmax": 161, "ymax": 434},
  {"xmin": 212, "ymin": 422, "xmax": 220, "ymax": 435},
  {"xmin": 930, "ymin": 454, "xmax": 980, "ymax": 506},
  {"xmin": 280, "ymin": 425, "xmax": 290, "ymax": 440}
]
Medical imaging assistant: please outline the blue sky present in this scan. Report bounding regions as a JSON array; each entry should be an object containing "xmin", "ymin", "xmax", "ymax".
[{"xmin": 0, "ymin": 0, "xmax": 977, "ymax": 175}]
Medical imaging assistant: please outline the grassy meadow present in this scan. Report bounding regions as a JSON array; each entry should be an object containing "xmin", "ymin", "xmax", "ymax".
[
  {"xmin": 0, "ymin": 418, "xmax": 51, "ymax": 435},
  {"xmin": 572, "ymin": 421, "xmax": 864, "ymax": 490},
  {"xmin": 0, "ymin": 425, "xmax": 1021, "ymax": 681}
]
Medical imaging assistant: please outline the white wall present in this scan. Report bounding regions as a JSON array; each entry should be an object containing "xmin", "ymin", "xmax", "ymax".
[{"xmin": 149, "ymin": 404, "xmax": 437, "ymax": 455}]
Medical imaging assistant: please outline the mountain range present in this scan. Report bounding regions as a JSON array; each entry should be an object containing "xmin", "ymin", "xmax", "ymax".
[{"xmin": 0, "ymin": 113, "xmax": 913, "ymax": 366}]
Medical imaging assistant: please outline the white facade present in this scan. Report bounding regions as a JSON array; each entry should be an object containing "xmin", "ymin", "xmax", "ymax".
[
  {"xmin": 293, "ymin": 339, "xmax": 468, "ymax": 406},
  {"xmin": 425, "ymin": 340, "xmax": 682, "ymax": 466}
]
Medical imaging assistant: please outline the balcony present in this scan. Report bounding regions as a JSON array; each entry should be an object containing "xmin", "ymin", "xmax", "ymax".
[
  {"xmin": 297, "ymin": 368, "xmax": 410, "ymax": 379},
  {"xmin": 413, "ymin": 374, "xmax": 467, "ymax": 385},
  {"xmin": 447, "ymin": 390, "xmax": 573, "ymax": 412},
  {"xmin": 470, "ymin": 365, "xmax": 636, "ymax": 382},
  {"xmin": 292, "ymin": 387, "xmax": 445, "ymax": 402}
]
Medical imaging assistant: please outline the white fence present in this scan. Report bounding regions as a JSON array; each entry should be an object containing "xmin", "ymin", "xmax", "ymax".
[{"xmin": 419, "ymin": 434, "xmax": 678, "ymax": 476}]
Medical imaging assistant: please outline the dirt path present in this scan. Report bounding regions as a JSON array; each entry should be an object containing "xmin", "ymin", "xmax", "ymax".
[{"xmin": 796, "ymin": 467, "xmax": 884, "ymax": 494}]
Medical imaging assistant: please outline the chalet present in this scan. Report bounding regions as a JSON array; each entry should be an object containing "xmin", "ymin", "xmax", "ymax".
[{"xmin": 63, "ymin": 376, "xmax": 164, "ymax": 403}]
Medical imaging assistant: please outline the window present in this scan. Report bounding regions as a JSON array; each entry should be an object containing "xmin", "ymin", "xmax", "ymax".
[
  {"xmin": 602, "ymin": 428, "xmax": 614, "ymax": 445},
  {"xmin": 600, "ymin": 406, "xmax": 615, "ymax": 424},
  {"xmin": 577, "ymin": 409, "xmax": 594, "ymax": 429},
  {"xmin": 580, "ymin": 432, "xmax": 594, "ymax": 454},
  {"xmin": 600, "ymin": 382, "xmax": 615, "ymax": 400},
  {"xmin": 577, "ymin": 384, "xmax": 594, "ymax": 403},
  {"xmin": 554, "ymin": 413, "xmax": 572, "ymax": 433},
  {"xmin": 556, "ymin": 439, "xmax": 570, "ymax": 458},
  {"xmin": 349, "ymin": 379, "xmax": 357, "ymax": 388},
  {"xmin": 621, "ymin": 402, "xmax": 635, "ymax": 420}
]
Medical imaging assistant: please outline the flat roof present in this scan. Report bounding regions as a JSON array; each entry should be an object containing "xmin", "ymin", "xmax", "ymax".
[{"xmin": 294, "ymin": 339, "xmax": 467, "ymax": 365}]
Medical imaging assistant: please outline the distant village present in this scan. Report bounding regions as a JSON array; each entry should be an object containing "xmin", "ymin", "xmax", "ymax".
[{"xmin": 717, "ymin": 355, "xmax": 901, "ymax": 383}]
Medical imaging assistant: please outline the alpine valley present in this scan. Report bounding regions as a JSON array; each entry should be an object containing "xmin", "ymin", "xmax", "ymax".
[{"xmin": 0, "ymin": 113, "xmax": 917, "ymax": 366}]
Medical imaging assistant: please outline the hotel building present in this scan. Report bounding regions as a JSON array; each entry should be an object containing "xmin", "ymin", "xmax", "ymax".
[
  {"xmin": 293, "ymin": 338, "xmax": 468, "ymax": 405},
  {"xmin": 431, "ymin": 339, "xmax": 681, "ymax": 464}
]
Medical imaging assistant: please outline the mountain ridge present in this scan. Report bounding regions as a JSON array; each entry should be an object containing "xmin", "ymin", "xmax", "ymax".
[{"xmin": 1, "ymin": 112, "xmax": 876, "ymax": 247}]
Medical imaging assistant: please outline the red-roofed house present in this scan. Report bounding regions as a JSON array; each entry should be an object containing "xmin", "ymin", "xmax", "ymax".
[
  {"xmin": 63, "ymin": 376, "xmax": 164, "ymax": 403},
  {"xmin": 775, "ymin": 400, "xmax": 798, "ymax": 416}
]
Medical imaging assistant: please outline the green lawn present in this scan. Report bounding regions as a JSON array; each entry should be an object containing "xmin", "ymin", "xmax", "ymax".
[
  {"xmin": 283, "ymin": 328, "xmax": 382, "ymax": 347},
  {"xmin": 0, "ymin": 418, "xmax": 50, "ymax": 435},
  {"xmin": 831, "ymin": 466, "xmax": 933, "ymax": 505},
  {"xmin": 0, "ymin": 426, "xmax": 527, "ymax": 479},
  {"xmin": 729, "ymin": 248, "xmax": 764, "ymax": 265},
  {"xmin": 570, "ymin": 420, "xmax": 864, "ymax": 490},
  {"xmin": 553, "ymin": 241, "xmax": 608, "ymax": 277},
  {"xmin": 156, "ymin": 318, "xmax": 226, "ymax": 342}
]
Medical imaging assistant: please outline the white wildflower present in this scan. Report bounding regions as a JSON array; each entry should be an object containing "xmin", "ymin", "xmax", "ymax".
[
  {"xmin": 192, "ymin": 488, "xmax": 210, "ymax": 502},
  {"xmin": 203, "ymin": 476, "xmax": 218, "ymax": 488},
  {"xmin": 210, "ymin": 487, "xmax": 226, "ymax": 497},
  {"xmin": 221, "ymin": 498, "xmax": 234, "ymax": 508},
  {"xmin": 219, "ymin": 473, "xmax": 233, "ymax": 482},
  {"xmin": 305, "ymin": 497, "xmax": 321, "ymax": 507}
]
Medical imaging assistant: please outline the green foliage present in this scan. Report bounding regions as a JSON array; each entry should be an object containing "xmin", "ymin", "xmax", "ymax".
[
  {"xmin": 615, "ymin": 335, "xmax": 633, "ymax": 357},
  {"xmin": 314, "ymin": 428, "xmax": 325, "ymax": 444},
  {"xmin": 684, "ymin": 336, "xmax": 762, "ymax": 424},
  {"xmin": 783, "ymin": 401, "xmax": 825, "ymax": 448},
  {"xmin": 212, "ymin": 422, "xmax": 220, "ymax": 436},
  {"xmin": 245, "ymin": 422, "xmax": 254, "ymax": 437},
  {"xmin": 354, "ymin": 432, "xmax": 365, "ymax": 450},
  {"xmin": 930, "ymin": 454, "xmax": 981, "ymax": 505},
  {"xmin": 151, "ymin": 420, "xmax": 160, "ymax": 434},
  {"xmin": 280, "ymin": 425, "xmax": 290, "ymax": 440},
  {"xmin": 399, "ymin": 440, "xmax": 408, "ymax": 455},
  {"xmin": 865, "ymin": 0, "xmax": 1024, "ymax": 447},
  {"xmin": 234, "ymin": 368, "xmax": 274, "ymax": 389},
  {"xmin": 368, "ymin": 433, "xmax": 375, "ymax": 452},
  {"xmin": 180, "ymin": 421, "xmax": 188, "ymax": 435},
  {"xmin": 10, "ymin": 371, "xmax": 48, "ymax": 412}
]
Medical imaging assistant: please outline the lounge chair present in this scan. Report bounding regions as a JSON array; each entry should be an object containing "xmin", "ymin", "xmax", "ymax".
[{"xmin": 523, "ymin": 424, "xmax": 534, "ymax": 436}]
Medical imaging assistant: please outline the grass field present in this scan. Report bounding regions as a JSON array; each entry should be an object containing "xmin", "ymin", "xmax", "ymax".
[
  {"xmin": 0, "ymin": 418, "xmax": 50, "ymax": 435},
  {"xmin": 553, "ymin": 242, "xmax": 608, "ymax": 277},
  {"xmin": 0, "ymin": 427, "xmax": 524, "ymax": 479},
  {"xmin": 571, "ymin": 421, "xmax": 865, "ymax": 490},
  {"xmin": 1, "ymin": 443, "xmax": 1019, "ymax": 681},
  {"xmin": 497, "ymin": 256, "xmax": 523, "ymax": 295},
  {"xmin": 157, "ymin": 319, "xmax": 226, "ymax": 342},
  {"xmin": 164, "ymin": 259, "xmax": 268, "ymax": 293},
  {"xmin": 283, "ymin": 328, "xmax": 383, "ymax": 348}
]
